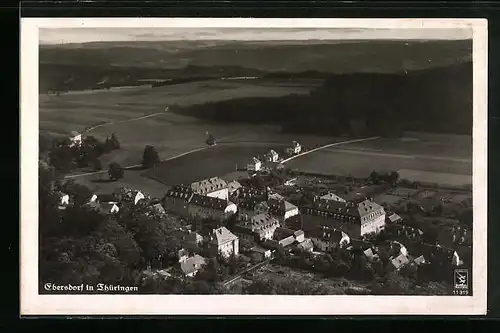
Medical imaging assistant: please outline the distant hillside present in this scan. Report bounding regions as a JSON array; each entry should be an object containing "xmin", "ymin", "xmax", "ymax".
[
  {"xmin": 173, "ymin": 62, "xmax": 472, "ymax": 136},
  {"xmin": 39, "ymin": 39, "xmax": 472, "ymax": 93},
  {"xmin": 40, "ymin": 39, "xmax": 471, "ymax": 72}
]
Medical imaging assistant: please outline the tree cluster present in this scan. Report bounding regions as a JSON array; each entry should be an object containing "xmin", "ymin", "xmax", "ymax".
[
  {"xmin": 48, "ymin": 133, "xmax": 121, "ymax": 173},
  {"xmin": 39, "ymin": 162, "xmax": 182, "ymax": 293}
]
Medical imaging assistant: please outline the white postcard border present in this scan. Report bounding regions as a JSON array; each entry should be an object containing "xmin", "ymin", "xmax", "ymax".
[{"xmin": 20, "ymin": 18, "xmax": 488, "ymax": 316}]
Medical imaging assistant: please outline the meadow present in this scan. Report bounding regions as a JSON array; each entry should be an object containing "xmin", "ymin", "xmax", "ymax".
[
  {"xmin": 285, "ymin": 135, "xmax": 472, "ymax": 186},
  {"xmin": 39, "ymin": 79, "xmax": 318, "ymax": 167}
]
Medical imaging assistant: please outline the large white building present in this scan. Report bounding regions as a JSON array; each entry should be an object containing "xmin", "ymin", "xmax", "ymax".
[
  {"xmin": 300, "ymin": 198, "xmax": 386, "ymax": 238},
  {"xmin": 190, "ymin": 177, "xmax": 229, "ymax": 200}
]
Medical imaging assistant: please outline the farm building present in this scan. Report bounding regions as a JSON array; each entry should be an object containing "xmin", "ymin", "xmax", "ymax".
[
  {"xmin": 187, "ymin": 194, "xmax": 237, "ymax": 221},
  {"xmin": 247, "ymin": 157, "xmax": 262, "ymax": 172},
  {"xmin": 69, "ymin": 131, "xmax": 82, "ymax": 147},
  {"xmin": 232, "ymin": 213, "xmax": 280, "ymax": 242},
  {"xmin": 190, "ymin": 177, "xmax": 229, "ymax": 201},
  {"xmin": 205, "ymin": 226, "xmax": 239, "ymax": 258},
  {"xmin": 264, "ymin": 150, "xmax": 279, "ymax": 163},
  {"xmin": 299, "ymin": 197, "xmax": 386, "ymax": 238}
]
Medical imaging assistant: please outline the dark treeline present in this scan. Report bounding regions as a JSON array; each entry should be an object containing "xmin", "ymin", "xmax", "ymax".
[{"xmin": 173, "ymin": 62, "xmax": 472, "ymax": 137}]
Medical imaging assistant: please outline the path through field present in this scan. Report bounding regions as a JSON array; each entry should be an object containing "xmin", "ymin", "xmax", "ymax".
[
  {"xmin": 83, "ymin": 111, "xmax": 165, "ymax": 134},
  {"xmin": 280, "ymin": 136, "xmax": 380, "ymax": 164}
]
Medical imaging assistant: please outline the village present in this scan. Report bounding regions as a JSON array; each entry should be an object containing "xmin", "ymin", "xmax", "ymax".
[{"xmin": 50, "ymin": 132, "xmax": 473, "ymax": 295}]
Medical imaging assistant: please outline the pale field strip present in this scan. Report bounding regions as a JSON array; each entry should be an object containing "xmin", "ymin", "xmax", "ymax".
[{"xmin": 21, "ymin": 18, "xmax": 487, "ymax": 316}]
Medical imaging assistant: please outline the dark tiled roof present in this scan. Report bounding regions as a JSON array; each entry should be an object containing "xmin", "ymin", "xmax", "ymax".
[
  {"xmin": 180, "ymin": 255, "xmax": 206, "ymax": 275},
  {"xmin": 189, "ymin": 194, "xmax": 232, "ymax": 210},
  {"xmin": 190, "ymin": 177, "xmax": 228, "ymax": 194}
]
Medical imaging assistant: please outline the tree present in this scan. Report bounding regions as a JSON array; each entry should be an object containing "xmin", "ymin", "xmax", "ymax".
[
  {"xmin": 141, "ymin": 145, "xmax": 160, "ymax": 169},
  {"xmin": 110, "ymin": 133, "xmax": 120, "ymax": 150},
  {"xmin": 389, "ymin": 171, "xmax": 400, "ymax": 185},
  {"xmin": 108, "ymin": 162, "xmax": 124, "ymax": 181},
  {"xmin": 369, "ymin": 171, "xmax": 380, "ymax": 185}
]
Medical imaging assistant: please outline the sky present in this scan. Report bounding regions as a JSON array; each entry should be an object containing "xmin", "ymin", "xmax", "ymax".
[{"xmin": 39, "ymin": 27, "xmax": 473, "ymax": 45}]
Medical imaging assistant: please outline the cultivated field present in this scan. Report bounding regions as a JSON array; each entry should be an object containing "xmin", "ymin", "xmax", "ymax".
[
  {"xmin": 39, "ymin": 79, "xmax": 319, "ymax": 167},
  {"xmin": 285, "ymin": 135, "xmax": 472, "ymax": 185}
]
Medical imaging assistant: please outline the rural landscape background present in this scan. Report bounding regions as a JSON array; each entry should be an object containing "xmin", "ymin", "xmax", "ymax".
[{"xmin": 38, "ymin": 28, "xmax": 473, "ymax": 296}]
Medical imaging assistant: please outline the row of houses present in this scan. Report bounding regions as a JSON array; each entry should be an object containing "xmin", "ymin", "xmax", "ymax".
[{"xmin": 246, "ymin": 141, "xmax": 302, "ymax": 172}]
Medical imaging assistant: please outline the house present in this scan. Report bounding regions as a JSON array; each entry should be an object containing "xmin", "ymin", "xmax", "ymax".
[
  {"xmin": 232, "ymin": 213, "xmax": 280, "ymax": 242},
  {"xmin": 150, "ymin": 203, "xmax": 166, "ymax": 215},
  {"xmin": 412, "ymin": 255, "xmax": 427, "ymax": 266},
  {"xmin": 387, "ymin": 212, "xmax": 403, "ymax": 224},
  {"xmin": 407, "ymin": 242, "xmax": 463, "ymax": 267},
  {"xmin": 309, "ymin": 226, "xmax": 351, "ymax": 252},
  {"xmin": 227, "ymin": 180, "xmax": 242, "ymax": 196},
  {"xmin": 58, "ymin": 192, "xmax": 70, "ymax": 210},
  {"xmin": 247, "ymin": 157, "xmax": 262, "ymax": 172},
  {"xmin": 363, "ymin": 247, "xmax": 380, "ymax": 261},
  {"xmin": 237, "ymin": 198, "xmax": 267, "ymax": 220},
  {"xmin": 69, "ymin": 131, "xmax": 82, "ymax": 147},
  {"xmin": 319, "ymin": 192, "xmax": 346, "ymax": 203},
  {"xmin": 387, "ymin": 253, "xmax": 410, "ymax": 272},
  {"xmin": 291, "ymin": 141, "xmax": 302, "ymax": 154},
  {"xmin": 284, "ymin": 178, "xmax": 298, "ymax": 186},
  {"xmin": 187, "ymin": 194, "xmax": 237, "ymax": 221},
  {"xmin": 190, "ymin": 177, "xmax": 229, "ymax": 200},
  {"xmin": 390, "ymin": 241, "xmax": 408, "ymax": 257},
  {"xmin": 178, "ymin": 249, "xmax": 206, "ymax": 277},
  {"xmin": 300, "ymin": 198, "xmax": 386, "ymax": 238},
  {"xmin": 162, "ymin": 185, "xmax": 194, "ymax": 217},
  {"xmin": 100, "ymin": 202, "xmax": 120, "ymax": 215},
  {"xmin": 250, "ymin": 246, "xmax": 272, "ymax": 262},
  {"xmin": 274, "ymin": 227, "xmax": 305, "ymax": 244},
  {"xmin": 234, "ymin": 187, "xmax": 267, "ymax": 202},
  {"xmin": 206, "ymin": 226, "xmax": 239, "ymax": 258},
  {"xmin": 268, "ymin": 198, "xmax": 300, "ymax": 222},
  {"xmin": 264, "ymin": 150, "xmax": 279, "ymax": 163}
]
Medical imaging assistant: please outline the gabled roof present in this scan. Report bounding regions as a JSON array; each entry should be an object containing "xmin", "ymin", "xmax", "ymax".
[
  {"xmin": 311, "ymin": 227, "xmax": 349, "ymax": 244},
  {"xmin": 189, "ymin": 194, "xmax": 233, "ymax": 210},
  {"xmin": 164, "ymin": 185, "xmax": 194, "ymax": 200},
  {"xmin": 389, "ymin": 253, "xmax": 410, "ymax": 270},
  {"xmin": 413, "ymin": 255, "xmax": 426, "ymax": 265},
  {"xmin": 180, "ymin": 255, "xmax": 206, "ymax": 276},
  {"xmin": 151, "ymin": 203, "xmax": 166, "ymax": 214},
  {"xmin": 388, "ymin": 213, "xmax": 402, "ymax": 223},
  {"xmin": 191, "ymin": 177, "xmax": 228, "ymax": 194},
  {"xmin": 208, "ymin": 226, "xmax": 238, "ymax": 246},
  {"xmin": 279, "ymin": 236, "xmax": 296, "ymax": 247},
  {"xmin": 70, "ymin": 131, "xmax": 81, "ymax": 137},
  {"xmin": 250, "ymin": 246, "xmax": 271, "ymax": 254},
  {"xmin": 319, "ymin": 192, "xmax": 346, "ymax": 203},
  {"xmin": 227, "ymin": 180, "xmax": 242, "ymax": 193},
  {"xmin": 363, "ymin": 248, "xmax": 379, "ymax": 260}
]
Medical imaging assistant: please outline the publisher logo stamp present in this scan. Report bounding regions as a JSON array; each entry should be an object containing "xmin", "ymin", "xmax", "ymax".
[{"xmin": 454, "ymin": 269, "xmax": 469, "ymax": 292}]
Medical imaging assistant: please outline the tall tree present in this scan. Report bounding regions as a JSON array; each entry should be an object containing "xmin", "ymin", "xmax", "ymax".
[
  {"xmin": 108, "ymin": 162, "xmax": 124, "ymax": 181},
  {"xmin": 141, "ymin": 145, "xmax": 161, "ymax": 169}
]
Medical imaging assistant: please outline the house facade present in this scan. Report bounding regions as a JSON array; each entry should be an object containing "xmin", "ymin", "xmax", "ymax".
[
  {"xmin": 247, "ymin": 157, "xmax": 262, "ymax": 172},
  {"xmin": 264, "ymin": 150, "xmax": 279, "ymax": 163},
  {"xmin": 69, "ymin": 131, "xmax": 82, "ymax": 147},
  {"xmin": 206, "ymin": 226, "xmax": 239, "ymax": 258},
  {"xmin": 162, "ymin": 185, "xmax": 194, "ymax": 217},
  {"xmin": 268, "ymin": 198, "xmax": 300, "ymax": 222},
  {"xmin": 187, "ymin": 194, "xmax": 237, "ymax": 221},
  {"xmin": 309, "ymin": 227, "xmax": 351, "ymax": 252},
  {"xmin": 233, "ymin": 213, "xmax": 280, "ymax": 242},
  {"xmin": 300, "ymin": 198, "xmax": 386, "ymax": 238},
  {"xmin": 190, "ymin": 177, "xmax": 229, "ymax": 200}
]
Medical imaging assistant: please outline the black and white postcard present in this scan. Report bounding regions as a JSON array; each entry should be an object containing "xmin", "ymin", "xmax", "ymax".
[{"xmin": 20, "ymin": 18, "xmax": 488, "ymax": 315}]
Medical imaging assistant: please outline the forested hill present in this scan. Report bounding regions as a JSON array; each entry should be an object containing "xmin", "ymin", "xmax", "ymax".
[{"xmin": 173, "ymin": 62, "xmax": 472, "ymax": 137}]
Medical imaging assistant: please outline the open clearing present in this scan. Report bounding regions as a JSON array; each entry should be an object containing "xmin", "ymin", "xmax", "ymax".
[{"xmin": 286, "ymin": 135, "xmax": 472, "ymax": 184}]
